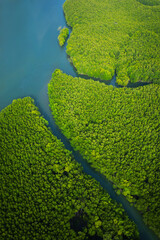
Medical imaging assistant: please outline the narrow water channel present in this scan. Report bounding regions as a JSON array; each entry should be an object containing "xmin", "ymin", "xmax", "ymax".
[
  {"xmin": 0, "ymin": 0, "xmax": 158, "ymax": 239},
  {"xmin": 36, "ymin": 98, "xmax": 159, "ymax": 240}
]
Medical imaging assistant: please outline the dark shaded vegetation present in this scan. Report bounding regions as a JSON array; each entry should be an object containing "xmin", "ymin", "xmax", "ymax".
[
  {"xmin": 0, "ymin": 97, "xmax": 139, "ymax": 239},
  {"xmin": 63, "ymin": 0, "xmax": 160, "ymax": 85},
  {"xmin": 48, "ymin": 69, "xmax": 160, "ymax": 237},
  {"xmin": 70, "ymin": 209, "xmax": 87, "ymax": 232},
  {"xmin": 136, "ymin": 0, "xmax": 160, "ymax": 6}
]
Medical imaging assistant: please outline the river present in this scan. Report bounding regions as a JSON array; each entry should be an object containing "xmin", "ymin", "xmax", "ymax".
[{"xmin": 0, "ymin": 0, "xmax": 158, "ymax": 239}]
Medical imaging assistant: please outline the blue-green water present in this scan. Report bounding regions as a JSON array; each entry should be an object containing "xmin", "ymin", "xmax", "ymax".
[
  {"xmin": 0, "ymin": 1, "xmax": 159, "ymax": 239},
  {"xmin": 0, "ymin": 0, "xmax": 77, "ymax": 112}
]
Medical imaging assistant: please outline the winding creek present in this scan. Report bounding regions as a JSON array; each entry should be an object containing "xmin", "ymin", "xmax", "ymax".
[{"xmin": 0, "ymin": 0, "xmax": 158, "ymax": 239}]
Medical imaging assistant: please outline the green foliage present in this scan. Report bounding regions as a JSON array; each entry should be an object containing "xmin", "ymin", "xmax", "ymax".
[
  {"xmin": 58, "ymin": 27, "xmax": 69, "ymax": 46},
  {"xmin": 48, "ymin": 69, "xmax": 160, "ymax": 237},
  {"xmin": 0, "ymin": 97, "xmax": 139, "ymax": 239},
  {"xmin": 63, "ymin": 0, "xmax": 160, "ymax": 85},
  {"xmin": 116, "ymin": 30, "xmax": 160, "ymax": 85}
]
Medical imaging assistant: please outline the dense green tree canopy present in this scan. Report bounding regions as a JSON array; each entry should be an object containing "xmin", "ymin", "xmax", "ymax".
[
  {"xmin": 58, "ymin": 27, "xmax": 69, "ymax": 46},
  {"xmin": 0, "ymin": 97, "xmax": 139, "ymax": 239},
  {"xmin": 48, "ymin": 69, "xmax": 160, "ymax": 237},
  {"xmin": 63, "ymin": 0, "xmax": 160, "ymax": 85}
]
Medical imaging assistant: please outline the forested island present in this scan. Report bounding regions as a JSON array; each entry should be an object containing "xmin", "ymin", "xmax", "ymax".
[
  {"xmin": 58, "ymin": 27, "xmax": 69, "ymax": 46},
  {"xmin": 0, "ymin": 0, "xmax": 160, "ymax": 239}
]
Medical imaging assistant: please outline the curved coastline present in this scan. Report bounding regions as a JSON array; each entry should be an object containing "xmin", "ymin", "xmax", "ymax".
[{"xmin": 63, "ymin": 0, "xmax": 160, "ymax": 86}]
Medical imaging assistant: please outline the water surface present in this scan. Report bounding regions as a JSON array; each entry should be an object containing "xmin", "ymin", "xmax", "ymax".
[{"xmin": 0, "ymin": 0, "xmax": 77, "ymax": 112}]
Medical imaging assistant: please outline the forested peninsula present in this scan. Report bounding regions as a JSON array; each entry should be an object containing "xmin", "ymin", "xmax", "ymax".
[
  {"xmin": 0, "ymin": 97, "xmax": 139, "ymax": 239},
  {"xmin": 63, "ymin": 0, "xmax": 160, "ymax": 86},
  {"xmin": 48, "ymin": 69, "xmax": 160, "ymax": 237}
]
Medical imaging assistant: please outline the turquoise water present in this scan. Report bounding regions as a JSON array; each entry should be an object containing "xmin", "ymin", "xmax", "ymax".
[
  {"xmin": 0, "ymin": 1, "xmax": 159, "ymax": 239},
  {"xmin": 0, "ymin": 0, "xmax": 77, "ymax": 112}
]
